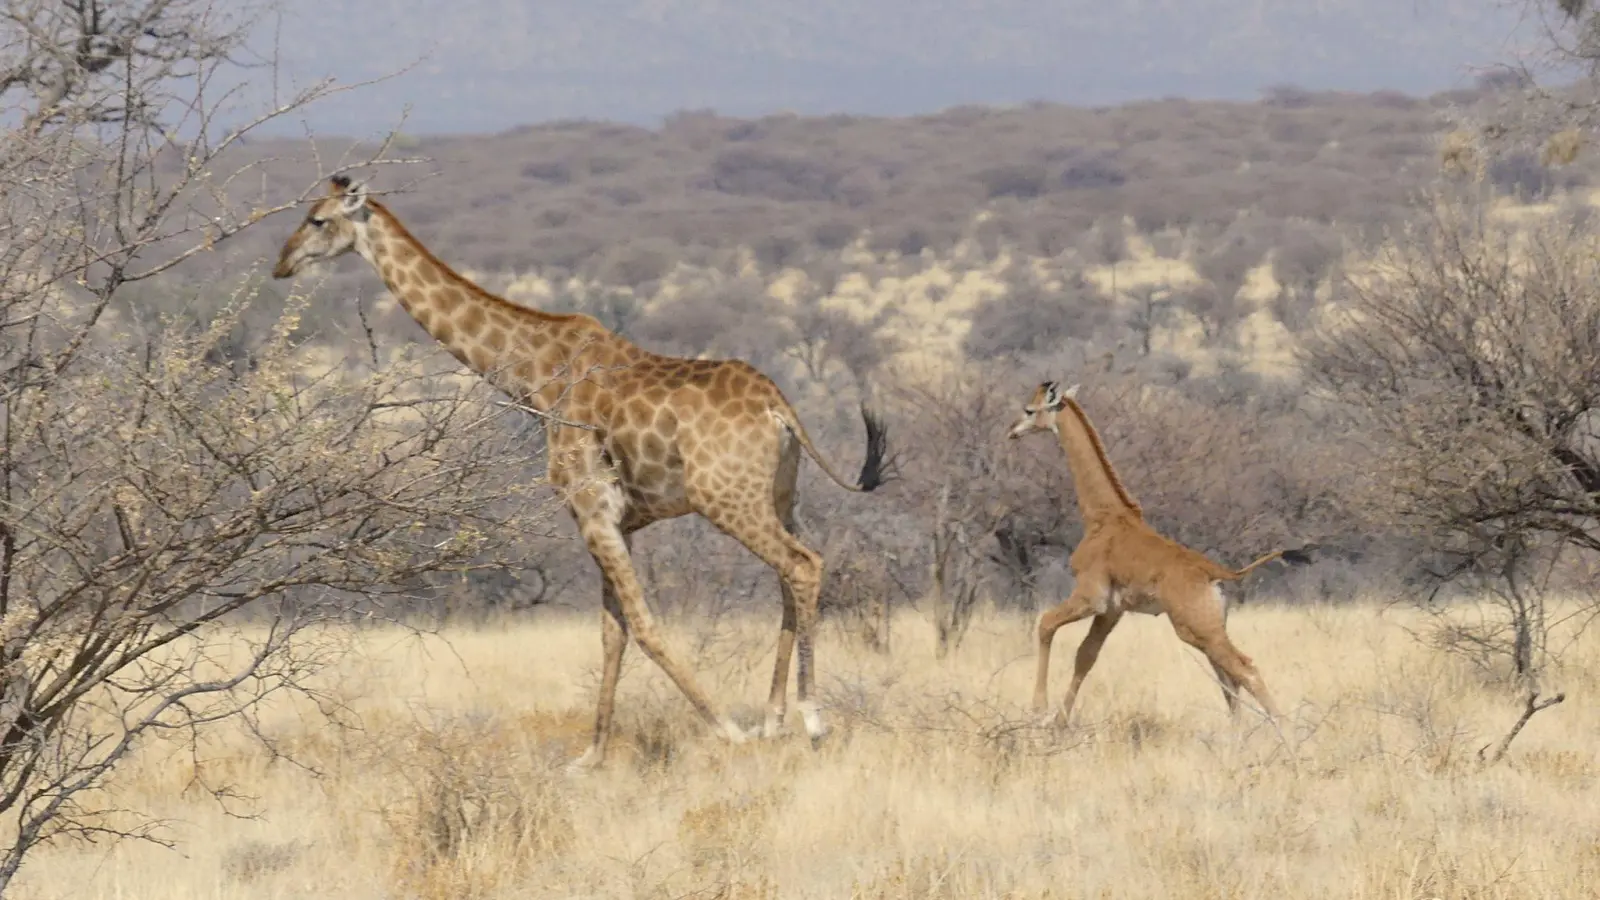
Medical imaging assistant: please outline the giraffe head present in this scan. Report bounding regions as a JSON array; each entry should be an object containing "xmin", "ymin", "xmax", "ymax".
[
  {"xmin": 272, "ymin": 175, "xmax": 373, "ymax": 279},
  {"xmin": 1007, "ymin": 380, "xmax": 1077, "ymax": 439}
]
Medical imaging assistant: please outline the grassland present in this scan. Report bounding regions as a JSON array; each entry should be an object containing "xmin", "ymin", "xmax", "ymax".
[{"xmin": 17, "ymin": 600, "xmax": 1597, "ymax": 899}]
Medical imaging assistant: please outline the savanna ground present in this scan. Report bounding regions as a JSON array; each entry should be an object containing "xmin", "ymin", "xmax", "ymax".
[{"xmin": 17, "ymin": 599, "xmax": 1598, "ymax": 900}]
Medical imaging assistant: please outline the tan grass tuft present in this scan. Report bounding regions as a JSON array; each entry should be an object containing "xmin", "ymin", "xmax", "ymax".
[{"xmin": 15, "ymin": 602, "xmax": 1600, "ymax": 899}]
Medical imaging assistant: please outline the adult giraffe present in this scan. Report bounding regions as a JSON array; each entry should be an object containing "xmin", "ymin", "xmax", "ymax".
[{"xmin": 273, "ymin": 175, "xmax": 891, "ymax": 770}]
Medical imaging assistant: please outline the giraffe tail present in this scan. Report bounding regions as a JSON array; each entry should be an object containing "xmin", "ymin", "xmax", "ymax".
[
  {"xmin": 1213, "ymin": 549, "xmax": 1287, "ymax": 582},
  {"xmin": 775, "ymin": 402, "xmax": 893, "ymax": 494}
]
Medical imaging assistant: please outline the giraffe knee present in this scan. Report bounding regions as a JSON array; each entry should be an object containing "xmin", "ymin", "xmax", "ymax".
[
  {"xmin": 601, "ymin": 612, "xmax": 627, "ymax": 649},
  {"xmin": 1209, "ymin": 644, "xmax": 1257, "ymax": 681},
  {"xmin": 580, "ymin": 526, "xmax": 624, "ymax": 562},
  {"xmin": 788, "ymin": 552, "xmax": 822, "ymax": 605},
  {"xmin": 1036, "ymin": 610, "xmax": 1062, "ymax": 644}
]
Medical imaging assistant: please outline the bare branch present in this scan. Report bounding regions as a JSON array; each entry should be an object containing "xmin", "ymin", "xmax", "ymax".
[{"xmin": 1478, "ymin": 689, "xmax": 1567, "ymax": 765}]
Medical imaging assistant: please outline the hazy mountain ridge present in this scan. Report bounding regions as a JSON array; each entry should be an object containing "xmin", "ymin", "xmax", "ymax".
[{"xmin": 267, "ymin": 0, "xmax": 1519, "ymax": 135}]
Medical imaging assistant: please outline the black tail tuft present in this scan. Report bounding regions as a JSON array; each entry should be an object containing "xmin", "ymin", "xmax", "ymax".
[
  {"xmin": 856, "ymin": 403, "xmax": 895, "ymax": 491},
  {"xmin": 1280, "ymin": 543, "xmax": 1320, "ymax": 566}
]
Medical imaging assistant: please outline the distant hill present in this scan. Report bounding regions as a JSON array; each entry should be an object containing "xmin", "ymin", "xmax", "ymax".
[
  {"xmin": 208, "ymin": 84, "xmax": 1578, "ymax": 285},
  {"xmin": 262, "ymin": 0, "xmax": 1520, "ymax": 135},
  {"xmin": 148, "ymin": 82, "xmax": 1591, "ymax": 400}
]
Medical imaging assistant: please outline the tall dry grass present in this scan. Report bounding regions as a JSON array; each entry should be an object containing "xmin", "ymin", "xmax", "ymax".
[{"xmin": 14, "ymin": 599, "xmax": 1599, "ymax": 899}]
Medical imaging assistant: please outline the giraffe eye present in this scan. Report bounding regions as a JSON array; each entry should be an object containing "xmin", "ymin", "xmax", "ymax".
[{"xmin": 308, "ymin": 217, "xmax": 327, "ymax": 228}]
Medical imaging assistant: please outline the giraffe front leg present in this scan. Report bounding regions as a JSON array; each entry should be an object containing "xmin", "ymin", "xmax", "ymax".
[
  {"xmin": 566, "ymin": 573, "xmax": 628, "ymax": 776},
  {"xmin": 565, "ymin": 444, "xmax": 745, "ymax": 757},
  {"xmin": 585, "ymin": 527, "xmax": 746, "ymax": 745},
  {"xmin": 1032, "ymin": 583, "xmax": 1104, "ymax": 728}
]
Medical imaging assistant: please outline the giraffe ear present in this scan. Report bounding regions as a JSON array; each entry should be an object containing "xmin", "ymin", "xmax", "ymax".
[{"xmin": 338, "ymin": 179, "xmax": 370, "ymax": 217}]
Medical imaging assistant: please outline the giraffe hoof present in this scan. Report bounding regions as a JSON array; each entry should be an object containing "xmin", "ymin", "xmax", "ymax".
[
  {"xmin": 721, "ymin": 720, "xmax": 751, "ymax": 745},
  {"xmin": 761, "ymin": 716, "xmax": 787, "ymax": 740},
  {"xmin": 564, "ymin": 748, "xmax": 602, "ymax": 778},
  {"xmin": 799, "ymin": 701, "xmax": 828, "ymax": 746}
]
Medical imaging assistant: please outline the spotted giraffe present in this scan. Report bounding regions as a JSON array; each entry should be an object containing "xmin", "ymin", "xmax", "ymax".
[{"xmin": 273, "ymin": 176, "xmax": 891, "ymax": 770}]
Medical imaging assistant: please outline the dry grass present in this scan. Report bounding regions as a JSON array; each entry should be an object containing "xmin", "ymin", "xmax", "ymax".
[{"xmin": 14, "ymin": 600, "xmax": 1600, "ymax": 899}]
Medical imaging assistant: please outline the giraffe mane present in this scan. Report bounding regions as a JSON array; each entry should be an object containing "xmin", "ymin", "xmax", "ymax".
[
  {"xmin": 1061, "ymin": 396, "xmax": 1142, "ymax": 516},
  {"xmin": 366, "ymin": 199, "xmax": 579, "ymax": 325}
]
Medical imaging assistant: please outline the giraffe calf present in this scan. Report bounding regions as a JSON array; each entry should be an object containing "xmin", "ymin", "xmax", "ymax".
[{"xmin": 1008, "ymin": 380, "xmax": 1288, "ymax": 726}]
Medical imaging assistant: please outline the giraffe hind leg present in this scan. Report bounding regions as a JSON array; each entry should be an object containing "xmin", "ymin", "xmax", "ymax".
[
  {"xmin": 1170, "ymin": 582, "xmax": 1284, "ymax": 720},
  {"xmin": 762, "ymin": 434, "xmax": 804, "ymax": 739},
  {"xmin": 697, "ymin": 492, "xmax": 827, "ymax": 744},
  {"xmin": 1211, "ymin": 585, "xmax": 1241, "ymax": 717}
]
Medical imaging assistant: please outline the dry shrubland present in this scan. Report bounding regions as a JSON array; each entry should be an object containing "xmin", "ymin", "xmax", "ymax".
[
  {"xmin": 192, "ymin": 78, "xmax": 1589, "ymax": 283},
  {"xmin": 15, "ymin": 602, "xmax": 1599, "ymax": 900},
  {"xmin": 0, "ymin": 0, "xmax": 557, "ymax": 888},
  {"xmin": 11, "ymin": 1, "xmax": 1600, "ymax": 896}
]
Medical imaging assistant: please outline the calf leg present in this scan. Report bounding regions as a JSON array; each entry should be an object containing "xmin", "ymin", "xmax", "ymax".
[
  {"xmin": 1053, "ymin": 611, "xmax": 1123, "ymax": 726},
  {"xmin": 1033, "ymin": 578, "xmax": 1110, "ymax": 724},
  {"xmin": 1170, "ymin": 584, "xmax": 1282, "ymax": 719}
]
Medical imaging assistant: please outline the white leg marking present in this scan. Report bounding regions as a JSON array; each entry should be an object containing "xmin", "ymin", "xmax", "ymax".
[
  {"xmin": 564, "ymin": 746, "xmax": 601, "ymax": 778},
  {"xmin": 799, "ymin": 700, "xmax": 827, "ymax": 742},
  {"xmin": 1212, "ymin": 583, "xmax": 1229, "ymax": 620},
  {"xmin": 763, "ymin": 709, "xmax": 786, "ymax": 739}
]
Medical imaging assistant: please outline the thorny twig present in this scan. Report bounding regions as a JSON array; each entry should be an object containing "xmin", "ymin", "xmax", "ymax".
[{"xmin": 493, "ymin": 400, "xmax": 598, "ymax": 432}]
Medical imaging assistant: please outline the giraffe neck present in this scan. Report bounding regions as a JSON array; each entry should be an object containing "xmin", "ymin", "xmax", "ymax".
[
  {"xmin": 1052, "ymin": 399, "xmax": 1142, "ymax": 522},
  {"xmin": 357, "ymin": 203, "xmax": 632, "ymax": 406}
]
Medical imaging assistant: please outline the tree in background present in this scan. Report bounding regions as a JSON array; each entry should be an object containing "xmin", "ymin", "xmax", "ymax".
[
  {"xmin": 1303, "ymin": 191, "xmax": 1600, "ymax": 680},
  {"xmin": 1269, "ymin": 222, "xmax": 1340, "ymax": 332},
  {"xmin": 0, "ymin": 0, "xmax": 556, "ymax": 886},
  {"xmin": 1454, "ymin": 0, "xmax": 1600, "ymax": 164},
  {"xmin": 1190, "ymin": 229, "xmax": 1263, "ymax": 344}
]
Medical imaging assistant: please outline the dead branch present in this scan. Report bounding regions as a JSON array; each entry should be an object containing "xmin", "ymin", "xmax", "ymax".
[
  {"xmin": 0, "ymin": 0, "xmax": 504, "ymax": 887},
  {"xmin": 1478, "ymin": 689, "xmax": 1567, "ymax": 766}
]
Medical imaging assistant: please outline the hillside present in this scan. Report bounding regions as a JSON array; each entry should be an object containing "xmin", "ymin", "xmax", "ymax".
[
  {"xmin": 219, "ymin": 84, "xmax": 1572, "ymax": 276},
  {"xmin": 182, "ymin": 84, "xmax": 1585, "ymax": 381}
]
